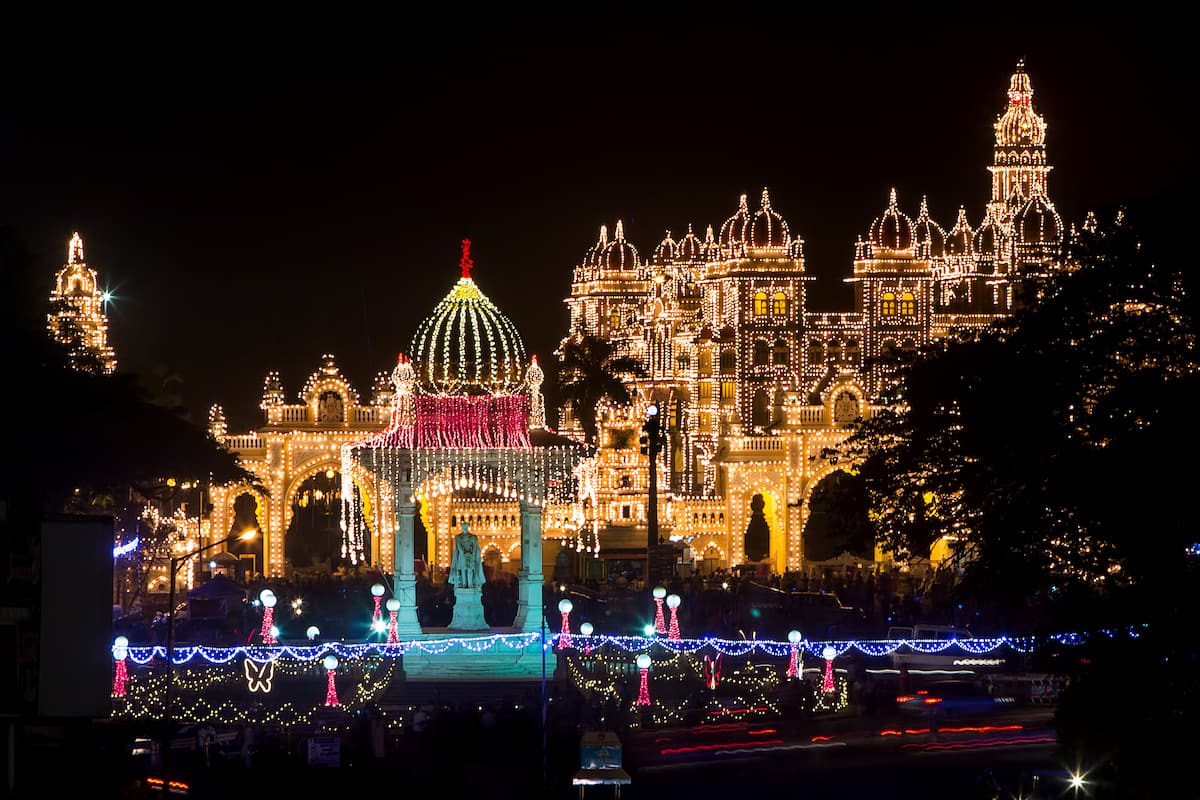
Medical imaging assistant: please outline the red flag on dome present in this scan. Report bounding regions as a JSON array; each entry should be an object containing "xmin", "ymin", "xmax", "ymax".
[{"xmin": 460, "ymin": 239, "xmax": 473, "ymax": 279}]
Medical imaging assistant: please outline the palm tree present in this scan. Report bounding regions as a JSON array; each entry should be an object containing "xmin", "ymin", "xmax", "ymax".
[{"xmin": 556, "ymin": 333, "xmax": 646, "ymax": 444}]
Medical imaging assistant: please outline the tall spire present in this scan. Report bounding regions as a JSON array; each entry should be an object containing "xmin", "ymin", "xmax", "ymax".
[
  {"xmin": 460, "ymin": 238, "xmax": 474, "ymax": 279},
  {"xmin": 68, "ymin": 231, "xmax": 85, "ymax": 265}
]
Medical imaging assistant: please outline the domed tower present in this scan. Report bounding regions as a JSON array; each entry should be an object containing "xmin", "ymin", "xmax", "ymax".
[
  {"xmin": 47, "ymin": 232, "xmax": 117, "ymax": 374},
  {"xmin": 411, "ymin": 240, "xmax": 527, "ymax": 394},
  {"xmin": 987, "ymin": 61, "xmax": 1052, "ymax": 226},
  {"xmin": 912, "ymin": 197, "xmax": 946, "ymax": 260},
  {"xmin": 849, "ymin": 190, "xmax": 935, "ymax": 401},
  {"xmin": 699, "ymin": 188, "xmax": 810, "ymax": 437},
  {"xmin": 564, "ymin": 220, "xmax": 652, "ymax": 349}
]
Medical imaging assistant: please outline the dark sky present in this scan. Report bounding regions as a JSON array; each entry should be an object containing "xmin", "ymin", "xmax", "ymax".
[{"xmin": 2, "ymin": 15, "xmax": 1193, "ymax": 432}]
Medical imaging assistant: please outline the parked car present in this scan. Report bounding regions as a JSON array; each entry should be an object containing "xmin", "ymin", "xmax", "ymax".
[
  {"xmin": 888, "ymin": 624, "xmax": 990, "ymax": 671},
  {"xmin": 895, "ymin": 679, "xmax": 1015, "ymax": 718},
  {"xmin": 739, "ymin": 583, "xmax": 865, "ymax": 639}
]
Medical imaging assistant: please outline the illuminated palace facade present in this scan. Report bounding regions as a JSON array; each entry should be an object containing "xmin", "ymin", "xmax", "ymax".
[
  {"xmin": 558, "ymin": 62, "xmax": 1063, "ymax": 575},
  {"xmin": 205, "ymin": 63, "xmax": 1064, "ymax": 581}
]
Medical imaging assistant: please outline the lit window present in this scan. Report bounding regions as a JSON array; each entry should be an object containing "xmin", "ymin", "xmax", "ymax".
[
  {"xmin": 881, "ymin": 292, "xmax": 897, "ymax": 316},
  {"xmin": 609, "ymin": 311, "xmax": 621, "ymax": 329},
  {"xmin": 698, "ymin": 382, "xmax": 712, "ymax": 402},
  {"xmin": 900, "ymin": 292, "xmax": 916, "ymax": 316},
  {"xmin": 720, "ymin": 350, "xmax": 736, "ymax": 373},
  {"xmin": 753, "ymin": 291, "xmax": 768, "ymax": 316},
  {"xmin": 773, "ymin": 339, "xmax": 789, "ymax": 365},
  {"xmin": 720, "ymin": 381, "xmax": 735, "ymax": 401},
  {"xmin": 772, "ymin": 292, "xmax": 788, "ymax": 315}
]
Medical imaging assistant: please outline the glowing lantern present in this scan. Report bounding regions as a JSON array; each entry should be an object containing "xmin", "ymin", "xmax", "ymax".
[
  {"xmin": 822, "ymin": 645, "xmax": 837, "ymax": 694},
  {"xmin": 636, "ymin": 653, "xmax": 652, "ymax": 706},
  {"xmin": 112, "ymin": 636, "xmax": 129, "ymax": 696},
  {"xmin": 786, "ymin": 630, "xmax": 802, "ymax": 679},
  {"xmin": 322, "ymin": 655, "xmax": 339, "ymax": 706},
  {"xmin": 665, "ymin": 594, "xmax": 681, "ymax": 640},
  {"xmin": 652, "ymin": 586, "xmax": 667, "ymax": 634}
]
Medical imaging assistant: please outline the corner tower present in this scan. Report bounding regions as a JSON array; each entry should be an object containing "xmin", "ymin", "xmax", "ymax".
[{"xmin": 47, "ymin": 232, "xmax": 117, "ymax": 374}]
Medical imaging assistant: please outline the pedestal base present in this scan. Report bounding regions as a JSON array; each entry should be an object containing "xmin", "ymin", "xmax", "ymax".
[
  {"xmin": 448, "ymin": 586, "xmax": 488, "ymax": 631},
  {"xmin": 402, "ymin": 630, "xmax": 555, "ymax": 681}
]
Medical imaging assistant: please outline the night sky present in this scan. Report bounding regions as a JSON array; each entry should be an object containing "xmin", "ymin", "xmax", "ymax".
[{"xmin": 1, "ymin": 15, "xmax": 1193, "ymax": 432}]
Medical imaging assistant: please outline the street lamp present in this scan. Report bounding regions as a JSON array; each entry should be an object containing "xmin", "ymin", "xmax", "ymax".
[{"xmin": 162, "ymin": 528, "xmax": 257, "ymax": 790}]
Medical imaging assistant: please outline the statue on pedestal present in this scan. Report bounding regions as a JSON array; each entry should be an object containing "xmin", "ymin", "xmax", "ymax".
[{"xmin": 449, "ymin": 521, "xmax": 485, "ymax": 589}]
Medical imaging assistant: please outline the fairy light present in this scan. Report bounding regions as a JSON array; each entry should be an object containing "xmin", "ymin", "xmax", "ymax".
[
  {"xmin": 386, "ymin": 598, "xmax": 400, "ymax": 645},
  {"xmin": 635, "ymin": 653, "xmax": 652, "ymax": 706},
  {"xmin": 322, "ymin": 655, "xmax": 339, "ymax": 707},
  {"xmin": 666, "ymin": 593, "xmax": 682, "ymax": 641},
  {"xmin": 786, "ymin": 630, "xmax": 802, "ymax": 679},
  {"xmin": 652, "ymin": 586, "xmax": 667, "ymax": 634},
  {"xmin": 822, "ymin": 645, "xmax": 837, "ymax": 694},
  {"xmin": 370, "ymin": 583, "xmax": 385, "ymax": 632},
  {"xmin": 557, "ymin": 599, "xmax": 574, "ymax": 650},
  {"xmin": 112, "ymin": 636, "xmax": 129, "ymax": 696},
  {"xmin": 259, "ymin": 590, "xmax": 277, "ymax": 645}
]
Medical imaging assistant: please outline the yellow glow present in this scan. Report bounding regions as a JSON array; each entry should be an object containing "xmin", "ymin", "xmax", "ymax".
[{"xmin": 239, "ymin": 529, "xmax": 258, "ymax": 542}]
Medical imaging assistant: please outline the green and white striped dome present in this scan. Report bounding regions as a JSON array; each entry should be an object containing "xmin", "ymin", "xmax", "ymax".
[{"xmin": 409, "ymin": 265, "xmax": 526, "ymax": 395}]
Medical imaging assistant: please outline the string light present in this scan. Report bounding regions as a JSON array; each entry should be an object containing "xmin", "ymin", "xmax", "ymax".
[
  {"xmin": 112, "ymin": 637, "xmax": 128, "ymax": 697},
  {"xmin": 386, "ymin": 598, "xmax": 400, "ymax": 645},
  {"xmin": 652, "ymin": 586, "xmax": 667, "ymax": 634},
  {"xmin": 786, "ymin": 630, "xmax": 802, "ymax": 679},
  {"xmin": 322, "ymin": 655, "xmax": 339, "ymax": 707},
  {"xmin": 258, "ymin": 590, "xmax": 277, "ymax": 645},
  {"xmin": 635, "ymin": 653, "xmax": 652, "ymax": 706},
  {"xmin": 666, "ymin": 593, "xmax": 682, "ymax": 641},
  {"xmin": 557, "ymin": 599, "xmax": 573, "ymax": 651}
]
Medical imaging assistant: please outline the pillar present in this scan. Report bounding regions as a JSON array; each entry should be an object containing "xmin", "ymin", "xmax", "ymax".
[
  {"xmin": 512, "ymin": 500, "xmax": 544, "ymax": 632},
  {"xmin": 391, "ymin": 501, "xmax": 423, "ymax": 637}
]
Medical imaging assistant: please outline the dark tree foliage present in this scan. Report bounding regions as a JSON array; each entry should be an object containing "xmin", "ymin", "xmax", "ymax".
[
  {"xmin": 556, "ymin": 332, "xmax": 646, "ymax": 444},
  {"xmin": 839, "ymin": 210, "xmax": 1198, "ymax": 629}
]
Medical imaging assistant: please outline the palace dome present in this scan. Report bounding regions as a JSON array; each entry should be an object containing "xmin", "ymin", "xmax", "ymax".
[
  {"xmin": 868, "ymin": 188, "xmax": 914, "ymax": 251},
  {"xmin": 651, "ymin": 230, "xmax": 677, "ymax": 266},
  {"xmin": 598, "ymin": 220, "xmax": 640, "ymax": 271},
  {"xmin": 1017, "ymin": 195, "xmax": 1063, "ymax": 244},
  {"xmin": 676, "ymin": 223, "xmax": 704, "ymax": 261},
  {"xmin": 975, "ymin": 213, "xmax": 1001, "ymax": 256},
  {"xmin": 912, "ymin": 197, "xmax": 946, "ymax": 258},
  {"xmin": 994, "ymin": 61, "xmax": 1046, "ymax": 148},
  {"xmin": 583, "ymin": 225, "xmax": 610, "ymax": 268},
  {"xmin": 749, "ymin": 188, "xmax": 790, "ymax": 248},
  {"xmin": 719, "ymin": 193, "xmax": 751, "ymax": 248},
  {"xmin": 946, "ymin": 207, "xmax": 974, "ymax": 257},
  {"xmin": 410, "ymin": 240, "xmax": 527, "ymax": 395}
]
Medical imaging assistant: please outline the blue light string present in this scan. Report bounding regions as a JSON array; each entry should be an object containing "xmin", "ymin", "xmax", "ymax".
[{"xmin": 123, "ymin": 627, "xmax": 1114, "ymax": 667}]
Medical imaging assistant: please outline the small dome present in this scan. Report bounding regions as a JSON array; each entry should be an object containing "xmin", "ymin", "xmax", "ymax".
[
  {"xmin": 598, "ymin": 220, "xmax": 640, "ymax": 271},
  {"xmin": 583, "ymin": 225, "xmax": 609, "ymax": 268},
  {"xmin": 410, "ymin": 244, "xmax": 527, "ymax": 394},
  {"xmin": 1017, "ymin": 195, "xmax": 1063, "ymax": 245},
  {"xmin": 946, "ymin": 207, "xmax": 974, "ymax": 257},
  {"xmin": 975, "ymin": 213, "xmax": 1001, "ymax": 256},
  {"xmin": 651, "ymin": 230, "xmax": 677, "ymax": 266},
  {"xmin": 912, "ymin": 197, "xmax": 946, "ymax": 258},
  {"xmin": 748, "ymin": 188, "xmax": 790, "ymax": 248},
  {"xmin": 676, "ymin": 223, "xmax": 704, "ymax": 261},
  {"xmin": 868, "ymin": 189, "xmax": 914, "ymax": 251},
  {"xmin": 719, "ymin": 193, "xmax": 751, "ymax": 248}
]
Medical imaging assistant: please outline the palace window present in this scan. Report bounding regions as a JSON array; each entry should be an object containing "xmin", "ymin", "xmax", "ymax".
[
  {"xmin": 808, "ymin": 339, "xmax": 824, "ymax": 365},
  {"xmin": 753, "ymin": 291, "xmax": 768, "ymax": 317},
  {"xmin": 900, "ymin": 292, "xmax": 916, "ymax": 316},
  {"xmin": 719, "ymin": 350, "xmax": 736, "ymax": 374},
  {"xmin": 720, "ymin": 381, "xmax": 736, "ymax": 402},
  {"xmin": 698, "ymin": 351, "xmax": 712, "ymax": 376},
  {"xmin": 752, "ymin": 339, "xmax": 770, "ymax": 366},
  {"xmin": 828, "ymin": 341, "xmax": 843, "ymax": 363},
  {"xmin": 773, "ymin": 338, "xmax": 789, "ymax": 365},
  {"xmin": 752, "ymin": 389, "xmax": 771, "ymax": 428},
  {"xmin": 772, "ymin": 291, "xmax": 788, "ymax": 316},
  {"xmin": 881, "ymin": 292, "xmax": 897, "ymax": 316},
  {"xmin": 609, "ymin": 311, "xmax": 622, "ymax": 329},
  {"xmin": 698, "ymin": 381, "xmax": 712, "ymax": 402},
  {"xmin": 846, "ymin": 339, "xmax": 861, "ymax": 363}
]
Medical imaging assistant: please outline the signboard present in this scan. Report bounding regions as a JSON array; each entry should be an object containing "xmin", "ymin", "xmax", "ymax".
[
  {"xmin": 307, "ymin": 735, "xmax": 341, "ymax": 767},
  {"xmin": 579, "ymin": 730, "xmax": 622, "ymax": 770}
]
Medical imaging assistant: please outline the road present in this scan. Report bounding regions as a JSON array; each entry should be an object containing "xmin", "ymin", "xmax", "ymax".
[{"xmin": 608, "ymin": 707, "xmax": 1066, "ymax": 799}]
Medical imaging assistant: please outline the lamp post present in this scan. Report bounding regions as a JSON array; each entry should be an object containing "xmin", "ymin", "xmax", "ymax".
[{"xmin": 162, "ymin": 529, "xmax": 257, "ymax": 791}]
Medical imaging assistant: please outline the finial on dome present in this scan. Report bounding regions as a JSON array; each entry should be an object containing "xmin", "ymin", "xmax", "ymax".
[
  {"xmin": 460, "ymin": 238, "xmax": 474, "ymax": 279},
  {"xmin": 687, "ymin": 222, "xmax": 695, "ymax": 235},
  {"xmin": 956, "ymin": 206, "xmax": 969, "ymax": 224},
  {"xmin": 761, "ymin": 188, "xmax": 771, "ymax": 208},
  {"xmin": 615, "ymin": 220, "xmax": 625, "ymax": 240},
  {"xmin": 918, "ymin": 196, "xmax": 929, "ymax": 218},
  {"xmin": 68, "ymin": 231, "xmax": 84, "ymax": 265},
  {"xmin": 398, "ymin": 352, "xmax": 409, "ymax": 364},
  {"xmin": 599, "ymin": 225, "xmax": 608, "ymax": 246},
  {"xmin": 705, "ymin": 224, "xmax": 715, "ymax": 243},
  {"xmin": 888, "ymin": 188, "xmax": 898, "ymax": 209},
  {"xmin": 739, "ymin": 194, "xmax": 748, "ymax": 211}
]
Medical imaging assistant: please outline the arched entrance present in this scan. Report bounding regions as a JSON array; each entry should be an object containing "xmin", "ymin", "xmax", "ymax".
[
  {"xmin": 227, "ymin": 492, "xmax": 265, "ymax": 579},
  {"xmin": 283, "ymin": 467, "xmax": 374, "ymax": 577}
]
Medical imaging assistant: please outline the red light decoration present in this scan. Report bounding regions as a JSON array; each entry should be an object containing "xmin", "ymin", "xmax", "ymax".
[
  {"xmin": 821, "ymin": 645, "xmax": 836, "ymax": 694},
  {"xmin": 460, "ymin": 238, "xmax": 473, "ymax": 279},
  {"xmin": 113, "ymin": 658, "xmax": 127, "ymax": 697},
  {"xmin": 323, "ymin": 655, "xmax": 339, "ymax": 707},
  {"xmin": 372, "ymin": 597, "xmax": 383, "ymax": 630},
  {"xmin": 702, "ymin": 654, "xmax": 722, "ymax": 689},
  {"xmin": 653, "ymin": 597, "xmax": 666, "ymax": 634},
  {"xmin": 786, "ymin": 644, "xmax": 800, "ymax": 679},
  {"xmin": 260, "ymin": 607, "xmax": 276, "ymax": 646},
  {"xmin": 387, "ymin": 612, "xmax": 399, "ymax": 645},
  {"xmin": 636, "ymin": 668, "xmax": 651, "ymax": 706}
]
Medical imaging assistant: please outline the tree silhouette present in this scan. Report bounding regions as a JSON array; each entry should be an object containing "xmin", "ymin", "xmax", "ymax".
[{"xmin": 556, "ymin": 333, "xmax": 646, "ymax": 444}]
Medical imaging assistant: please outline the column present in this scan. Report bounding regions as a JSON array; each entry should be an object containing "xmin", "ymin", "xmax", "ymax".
[
  {"xmin": 392, "ymin": 500, "xmax": 423, "ymax": 637},
  {"xmin": 511, "ymin": 500, "xmax": 544, "ymax": 632}
]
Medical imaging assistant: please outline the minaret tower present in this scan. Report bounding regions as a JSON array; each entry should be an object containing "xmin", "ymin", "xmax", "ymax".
[
  {"xmin": 47, "ymin": 232, "xmax": 117, "ymax": 374},
  {"xmin": 987, "ymin": 60, "xmax": 1051, "ymax": 223}
]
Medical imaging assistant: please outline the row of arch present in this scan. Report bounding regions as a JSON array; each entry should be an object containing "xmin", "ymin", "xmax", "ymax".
[{"xmin": 752, "ymin": 291, "xmax": 789, "ymax": 317}]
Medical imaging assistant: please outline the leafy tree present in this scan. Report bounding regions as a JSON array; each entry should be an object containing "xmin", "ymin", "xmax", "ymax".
[
  {"xmin": 556, "ymin": 332, "xmax": 646, "ymax": 444},
  {"xmin": 838, "ymin": 210, "xmax": 1198, "ymax": 629}
]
